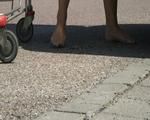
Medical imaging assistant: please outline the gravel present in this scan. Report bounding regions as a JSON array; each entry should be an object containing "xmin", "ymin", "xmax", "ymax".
[{"xmin": 0, "ymin": 49, "xmax": 140, "ymax": 120}]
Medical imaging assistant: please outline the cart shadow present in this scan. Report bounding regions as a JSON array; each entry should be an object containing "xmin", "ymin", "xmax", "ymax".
[{"xmin": 8, "ymin": 24, "xmax": 150, "ymax": 58}]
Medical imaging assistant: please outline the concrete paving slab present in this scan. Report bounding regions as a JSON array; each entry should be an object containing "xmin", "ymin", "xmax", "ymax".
[
  {"xmin": 90, "ymin": 84, "xmax": 128, "ymax": 94},
  {"xmin": 141, "ymin": 78, "xmax": 150, "ymax": 87},
  {"xmin": 69, "ymin": 93, "xmax": 113, "ymax": 105},
  {"xmin": 35, "ymin": 111, "xmax": 84, "ymax": 120},
  {"xmin": 103, "ymin": 61, "xmax": 150, "ymax": 85},
  {"xmin": 55, "ymin": 84, "xmax": 127, "ymax": 113},
  {"xmin": 55, "ymin": 102, "xmax": 102, "ymax": 114},
  {"xmin": 69, "ymin": 84, "xmax": 127, "ymax": 105},
  {"xmin": 124, "ymin": 86, "xmax": 150, "ymax": 101},
  {"xmin": 104, "ymin": 98, "xmax": 150, "ymax": 119},
  {"xmin": 93, "ymin": 113, "xmax": 143, "ymax": 120}
]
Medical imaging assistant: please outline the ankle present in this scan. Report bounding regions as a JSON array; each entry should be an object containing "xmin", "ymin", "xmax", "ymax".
[
  {"xmin": 106, "ymin": 25, "xmax": 120, "ymax": 32},
  {"xmin": 55, "ymin": 26, "xmax": 66, "ymax": 33}
]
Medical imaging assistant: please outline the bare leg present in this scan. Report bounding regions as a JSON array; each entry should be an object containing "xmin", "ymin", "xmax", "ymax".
[
  {"xmin": 103, "ymin": 0, "xmax": 135, "ymax": 44},
  {"xmin": 51, "ymin": 0, "xmax": 70, "ymax": 47}
]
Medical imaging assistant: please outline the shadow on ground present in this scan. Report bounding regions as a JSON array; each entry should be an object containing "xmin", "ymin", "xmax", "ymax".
[{"xmin": 7, "ymin": 24, "xmax": 150, "ymax": 58}]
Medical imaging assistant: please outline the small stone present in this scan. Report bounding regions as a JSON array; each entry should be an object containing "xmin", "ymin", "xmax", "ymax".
[
  {"xmin": 0, "ymin": 115, "xmax": 2, "ymax": 120},
  {"xmin": 84, "ymin": 111, "xmax": 96, "ymax": 120}
]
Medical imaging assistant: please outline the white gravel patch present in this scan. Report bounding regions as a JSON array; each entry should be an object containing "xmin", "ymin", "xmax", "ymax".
[{"xmin": 0, "ymin": 49, "xmax": 141, "ymax": 120}]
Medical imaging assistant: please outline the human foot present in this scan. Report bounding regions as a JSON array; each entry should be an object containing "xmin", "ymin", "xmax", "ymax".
[
  {"xmin": 105, "ymin": 28, "xmax": 135, "ymax": 44},
  {"xmin": 51, "ymin": 27, "xmax": 66, "ymax": 47}
]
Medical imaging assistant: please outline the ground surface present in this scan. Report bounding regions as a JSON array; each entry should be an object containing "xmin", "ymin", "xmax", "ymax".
[{"xmin": 0, "ymin": 0, "xmax": 150, "ymax": 120}]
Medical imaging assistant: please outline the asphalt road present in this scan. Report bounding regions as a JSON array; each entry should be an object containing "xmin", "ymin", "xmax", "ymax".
[{"xmin": 0, "ymin": 0, "xmax": 150, "ymax": 120}]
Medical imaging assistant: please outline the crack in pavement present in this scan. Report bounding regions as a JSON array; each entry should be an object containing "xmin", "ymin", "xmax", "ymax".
[{"xmin": 83, "ymin": 70, "xmax": 150, "ymax": 120}]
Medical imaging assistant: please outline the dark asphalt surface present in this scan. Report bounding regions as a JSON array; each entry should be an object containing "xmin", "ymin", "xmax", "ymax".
[{"xmin": 25, "ymin": 0, "xmax": 150, "ymax": 58}]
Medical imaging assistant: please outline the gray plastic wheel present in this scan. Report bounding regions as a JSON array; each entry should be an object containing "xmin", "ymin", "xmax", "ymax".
[
  {"xmin": 0, "ymin": 30, "xmax": 18, "ymax": 63},
  {"xmin": 16, "ymin": 18, "xmax": 33, "ymax": 43}
]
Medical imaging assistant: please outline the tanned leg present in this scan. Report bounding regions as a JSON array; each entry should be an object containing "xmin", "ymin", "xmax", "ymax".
[
  {"xmin": 51, "ymin": 0, "xmax": 70, "ymax": 47},
  {"xmin": 103, "ymin": 0, "xmax": 135, "ymax": 44}
]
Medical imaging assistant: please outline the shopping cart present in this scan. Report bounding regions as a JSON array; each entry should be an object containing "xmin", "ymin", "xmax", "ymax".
[{"xmin": 0, "ymin": 0, "xmax": 34, "ymax": 63}]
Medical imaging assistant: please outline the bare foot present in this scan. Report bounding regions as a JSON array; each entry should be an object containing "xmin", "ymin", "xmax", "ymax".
[
  {"xmin": 105, "ymin": 28, "xmax": 135, "ymax": 44},
  {"xmin": 51, "ymin": 27, "xmax": 66, "ymax": 47}
]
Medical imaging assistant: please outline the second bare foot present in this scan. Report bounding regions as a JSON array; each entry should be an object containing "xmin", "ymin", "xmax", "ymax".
[{"xmin": 105, "ymin": 28, "xmax": 135, "ymax": 44}]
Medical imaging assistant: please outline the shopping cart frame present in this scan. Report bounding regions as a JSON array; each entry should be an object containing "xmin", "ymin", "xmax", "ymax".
[
  {"xmin": 0, "ymin": 0, "xmax": 35, "ymax": 63},
  {"xmin": 0, "ymin": 0, "xmax": 34, "ymax": 22}
]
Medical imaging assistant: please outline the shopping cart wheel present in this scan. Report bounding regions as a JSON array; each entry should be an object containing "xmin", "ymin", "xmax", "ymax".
[
  {"xmin": 16, "ymin": 18, "xmax": 33, "ymax": 43},
  {"xmin": 0, "ymin": 30, "xmax": 18, "ymax": 63}
]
